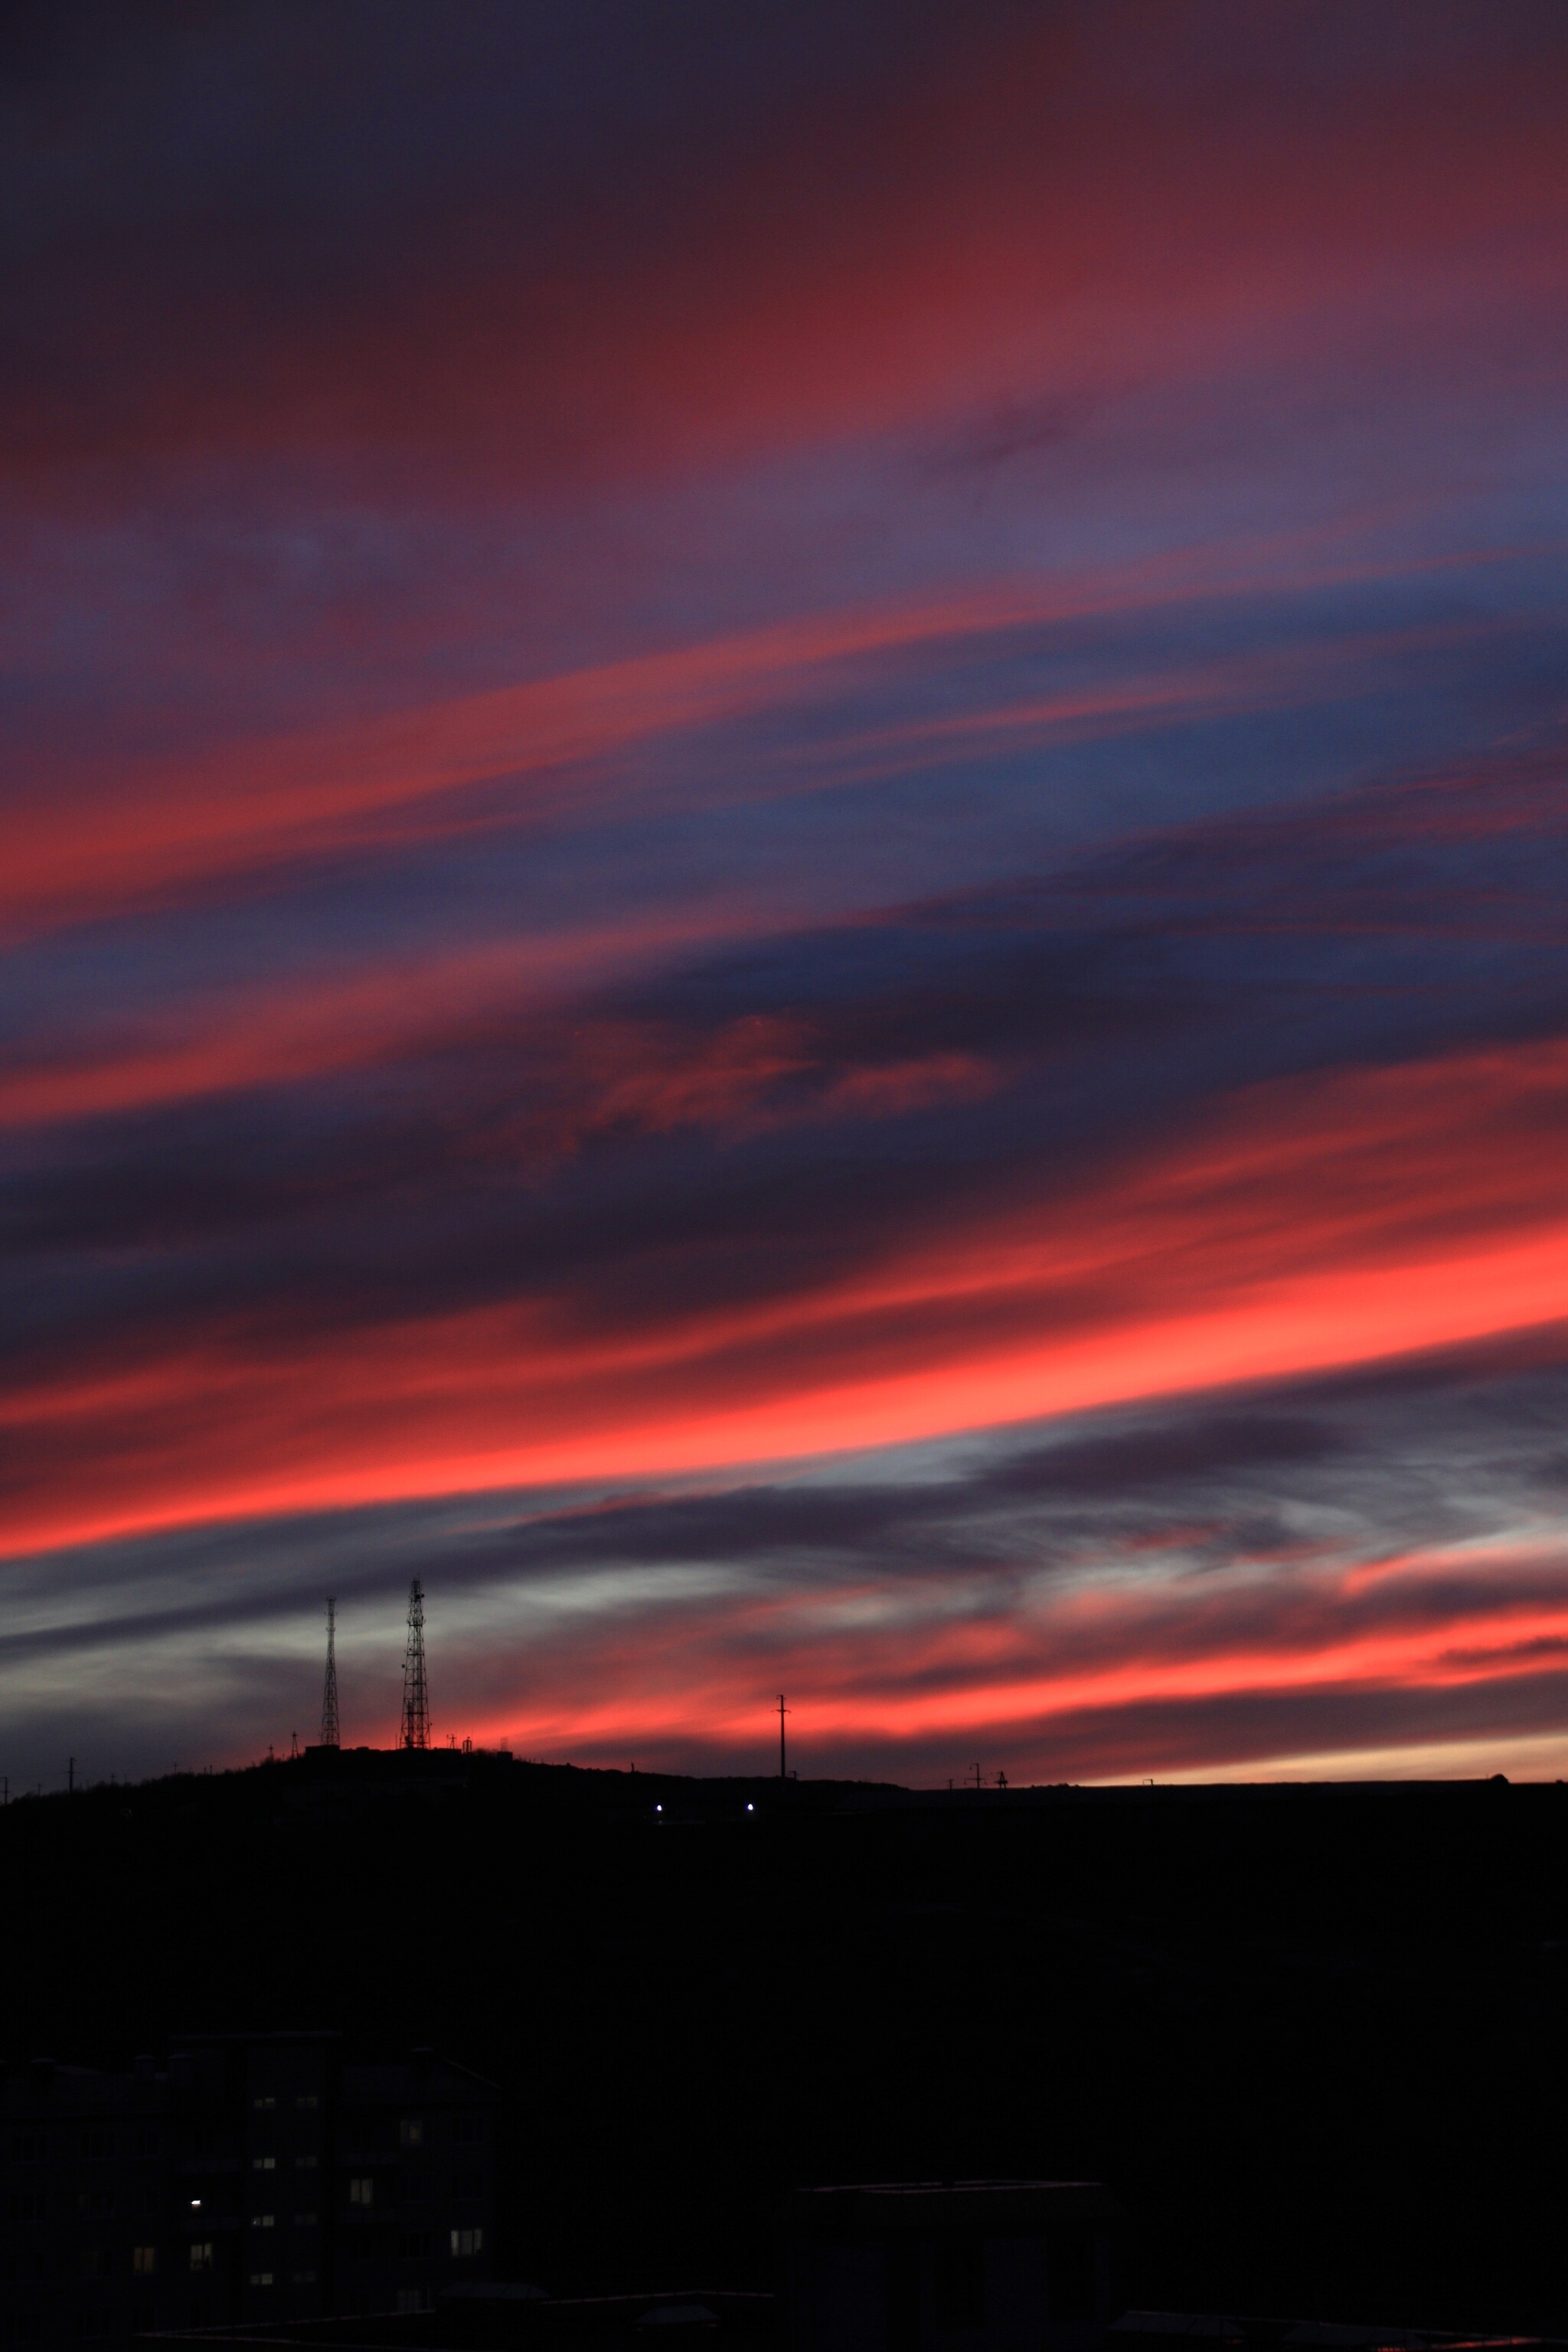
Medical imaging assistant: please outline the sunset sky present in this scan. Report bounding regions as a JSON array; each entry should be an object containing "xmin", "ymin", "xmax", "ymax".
[{"xmin": 8, "ymin": 0, "xmax": 1568, "ymax": 1785}]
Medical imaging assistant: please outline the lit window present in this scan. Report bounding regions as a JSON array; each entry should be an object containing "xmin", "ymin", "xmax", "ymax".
[
  {"xmin": 349, "ymin": 2178, "xmax": 374, "ymax": 2207},
  {"xmin": 398, "ymin": 2118, "xmax": 424, "ymax": 2148},
  {"xmin": 132, "ymin": 2247, "xmax": 157, "ymax": 2276},
  {"xmin": 294, "ymin": 2154, "xmax": 318, "ymax": 2170},
  {"xmin": 292, "ymin": 2268, "xmax": 317, "ymax": 2285},
  {"xmin": 449, "ymin": 2227, "xmax": 484, "ymax": 2258},
  {"xmin": 248, "ymin": 2271, "xmax": 274, "ymax": 2288},
  {"xmin": 252, "ymin": 2156, "xmax": 276, "ymax": 2171},
  {"xmin": 252, "ymin": 2096, "xmax": 276, "ymax": 2112},
  {"xmin": 251, "ymin": 2214, "xmax": 275, "ymax": 2230},
  {"xmin": 295, "ymin": 2095, "xmax": 318, "ymax": 2112},
  {"xmin": 189, "ymin": 2244, "xmax": 214, "ymax": 2274}
]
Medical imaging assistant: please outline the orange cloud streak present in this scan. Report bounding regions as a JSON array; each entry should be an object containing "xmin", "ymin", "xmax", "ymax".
[
  {"xmin": 4, "ymin": 537, "xmax": 1510, "ymax": 942},
  {"xmin": 0, "ymin": 907, "xmax": 763, "ymax": 1130},
  {"xmin": 13, "ymin": 1032, "xmax": 1568, "ymax": 1559},
  {"xmin": 500, "ymin": 1609, "xmax": 1568, "ymax": 1756},
  {"xmin": 456, "ymin": 1537, "xmax": 1568, "ymax": 1761},
  {"xmin": 2, "ymin": 589, "xmax": 1039, "ymax": 936},
  {"xmin": 805, "ymin": 616, "xmax": 1514, "ymax": 789}
]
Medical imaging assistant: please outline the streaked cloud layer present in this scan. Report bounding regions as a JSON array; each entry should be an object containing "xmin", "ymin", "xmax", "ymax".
[{"xmin": 6, "ymin": 1, "xmax": 1568, "ymax": 1783}]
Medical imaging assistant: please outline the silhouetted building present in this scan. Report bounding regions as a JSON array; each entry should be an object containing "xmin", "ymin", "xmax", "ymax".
[
  {"xmin": 0, "ymin": 2031, "xmax": 498, "ymax": 2342},
  {"xmin": 782, "ymin": 2181, "xmax": 1122, "ymax": 2352}
]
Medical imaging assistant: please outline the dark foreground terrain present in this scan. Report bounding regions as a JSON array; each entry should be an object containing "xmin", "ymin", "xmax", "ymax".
[{"xmin": 4, "ymin": 1756, "xmax": 1566, "ymax": 2330}]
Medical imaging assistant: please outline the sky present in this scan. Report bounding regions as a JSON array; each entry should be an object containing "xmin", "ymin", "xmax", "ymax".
[{"xmin": 8, "ymin": 0, "xmax": 1568, "ymax": 1787}]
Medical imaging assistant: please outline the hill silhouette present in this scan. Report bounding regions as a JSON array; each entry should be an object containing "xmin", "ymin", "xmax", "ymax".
[{"xmin": 3, "ymin": 1754, "xmax": 1566, "ymax": 2330}]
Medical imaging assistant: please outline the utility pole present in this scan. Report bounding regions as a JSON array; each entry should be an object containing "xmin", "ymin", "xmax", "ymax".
[
  {"xmin": 401, "ymin": 1579, "xmax": 430, "ymax": 1751},
  {"xmin": 777, "ymin": 1694, "xmax": 789, "ymax": 1782},
  {"xmin": 319, "ymin": 1597, "xmax": 340, "ymax": 1749}
]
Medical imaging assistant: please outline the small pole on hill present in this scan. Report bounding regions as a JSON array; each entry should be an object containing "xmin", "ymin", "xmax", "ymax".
[{"xmin": 777, "ymin": 1694, "xmax": 789, "ymax": 1782}]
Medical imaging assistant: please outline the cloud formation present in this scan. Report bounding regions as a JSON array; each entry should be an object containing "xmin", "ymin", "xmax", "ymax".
[
  {"xmin": 5, "ymin": 2, "xmax": 1568, "ymax": 1784},
  {"xmin": 10, "ymin": 1354, "xmax": 1568, "ymax": 1787}
]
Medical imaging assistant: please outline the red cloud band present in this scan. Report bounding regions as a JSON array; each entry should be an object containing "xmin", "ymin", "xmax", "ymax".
[{"xmin": 11, "ymin": 1029, "xmax": 1568, "ymax": 1560}]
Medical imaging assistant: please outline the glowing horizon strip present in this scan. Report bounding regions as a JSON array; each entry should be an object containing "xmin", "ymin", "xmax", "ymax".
[{"xmin": 430, "ymin": 1590, "xmax": 1568, "ymax": 1757}]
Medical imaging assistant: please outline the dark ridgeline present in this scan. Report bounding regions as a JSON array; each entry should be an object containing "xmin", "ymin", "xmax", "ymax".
[{"xmin": 2, "ymin": 1757, "xmax": 1566, "ymax": 2339}]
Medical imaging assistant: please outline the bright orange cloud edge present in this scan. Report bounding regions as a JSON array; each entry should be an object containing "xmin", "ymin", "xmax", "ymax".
[{"xmin": 12, "ymin": 1032, "xmax": 1568, "ymax": 1563}]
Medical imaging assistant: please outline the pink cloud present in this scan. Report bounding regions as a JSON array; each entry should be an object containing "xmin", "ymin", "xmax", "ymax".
[{"xmin": 12, "ymin": 1030, "xmax": 1568, "ymax": 1560}]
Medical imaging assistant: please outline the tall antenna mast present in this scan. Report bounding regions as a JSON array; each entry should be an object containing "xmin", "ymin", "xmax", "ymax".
[
  {"xmin": 400, "ymin": 1579, "xmax": 430, "ymax": 1751},
  {"xmin": 319, "ymin": 1598, "xmax": 340, "ymax": 1749},
  {"xmin": 777, "ymin": 1693, "xmax": 789, "ymax": 1782}
]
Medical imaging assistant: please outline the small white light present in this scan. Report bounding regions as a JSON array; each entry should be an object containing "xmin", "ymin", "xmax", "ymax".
[
  {"xmin": 655, "ymin": 1803, "xmax": 662, "ymax": 1811},
  {"xmin": 191, "ymin": 2199, "xmax": 201, "ymax": 2209},
  {"xmin": 746, "ymin": 1803, "xmax": 753, "ymax": 1811}
]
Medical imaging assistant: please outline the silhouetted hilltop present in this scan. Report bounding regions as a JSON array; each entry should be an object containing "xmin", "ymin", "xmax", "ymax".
[
  {"xmin": 3, "ymin": 1762, "xmax": 1566, "ymax": 2331},
  {"xmin": 0, "ymin": 1742, "xmax": 906, "ymax": 1832}
]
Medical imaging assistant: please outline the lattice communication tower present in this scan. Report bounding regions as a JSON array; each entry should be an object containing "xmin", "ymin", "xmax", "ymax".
[
  {"xmin": 319, "ymin": 1596, "xmax": 340, "ymax": 1749},
  {"xmin": 400, "ymin": 1578, "xmax": 430, "ymax": 1750}
]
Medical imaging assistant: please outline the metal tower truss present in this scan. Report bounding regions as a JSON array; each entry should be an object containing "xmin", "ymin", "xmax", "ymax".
[
  {"xmin": 319, "ymin": 1598, "xmax": 341, "ymax": 1749},
  {"xmin": 400, "ymin": 1579, "xmax": 430, "ymax": 1751}
]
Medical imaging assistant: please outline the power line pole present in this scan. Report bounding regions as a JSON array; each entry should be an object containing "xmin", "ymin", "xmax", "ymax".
[
  {"xmin": 401, "ymin": 1579, "xmax": 430, "ymax": 1751},
  {"xmin": 777, "ymin": 1694, "xmax": 789, "ymax": 1782},
  {"xmin": 319, "ymin": 1598, "xmax": 341, "ymax": 1749}
]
